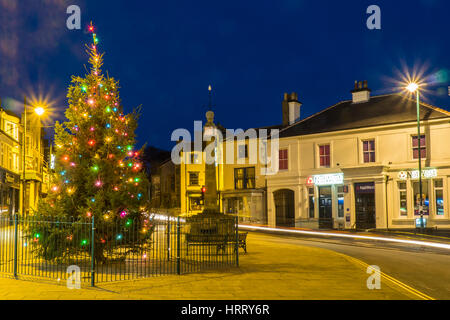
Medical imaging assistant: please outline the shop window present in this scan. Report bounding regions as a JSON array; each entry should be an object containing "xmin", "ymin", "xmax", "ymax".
[
  {"xmin": 413, "ymin": 180, "xmax": 429, "ymax": 215},
  {"xmin": 363, "ymin": 140, "xmax": 375, "ymax": 163},
  {"xmin": 434, "ymin": 179, "xmax": 444, "ymax": 216},
  {"xmin": 238, "ymin": 145, "xmax": 248, "ymax": 159},
  {"xmin": 279, "ymin": 149, "xmax": 288, "ymax": 170},
  {"xmin": 399, "ymin": 182, "xmax": 408, "ymax": 216},
  {"xmin": 337, "ymin": 186, "xmax": 345, "ymax": 218},
  {"xmin": 308, "ymin": 188, "xmax": 315, "ymax": 218},
  {"xmin": 189, "ymin": 172, "xmax": 199, "ymax": 186},
  {"xmin": 189, "ymin": 197, "xmax": 202, "ymax": 211},
  {"xmin": 234, "ymin": 167, "xmax": 255, "ymax": 190},
  {"xmin": 319, "ymin": 144, "xmax": 330, "ymax": 168},
  {"xmin": 412, "ymin": 135, "xmax": 426, "ymax": 159}
]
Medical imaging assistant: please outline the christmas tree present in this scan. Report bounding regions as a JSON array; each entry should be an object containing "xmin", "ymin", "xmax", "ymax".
[{"xmin": 35, "ymin": 23, "xmax": 152, "ymax": 262}]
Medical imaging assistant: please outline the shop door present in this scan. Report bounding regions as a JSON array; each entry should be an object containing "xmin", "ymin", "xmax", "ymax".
[
  {"xmin": 355, "ymin": 183, "xmax": 376, "ymax": 230},
  {"xmin": 319, "ymin": 187, "xmax": 333, "ymax": 229}
]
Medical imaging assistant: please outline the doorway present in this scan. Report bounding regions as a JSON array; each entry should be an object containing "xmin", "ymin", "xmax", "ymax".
[
  {"xmin": 355, "ymin": 183, "xmax": 376, "ymax": 229},
  {"xmin": 319, "ymin": 186, "xmax": 333, "ymax": 229},
  {"xmin": 274, "ymin": 189, "xmax": 295, "ymax": 227}
]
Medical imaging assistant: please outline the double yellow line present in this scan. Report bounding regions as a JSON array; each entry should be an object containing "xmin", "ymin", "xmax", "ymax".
[{"xmin": 337, "ymin": 253, "xmax": 435, "ymax": 300}]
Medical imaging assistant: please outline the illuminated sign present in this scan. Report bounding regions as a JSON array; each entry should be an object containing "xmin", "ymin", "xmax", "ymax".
[
  {"xmin": 306, "ymin": 176, "xmax": 314, "ymax": 186},
  {"xmin": 398, "ymin": 169, "xmax": 437, "ymax": 180},
  {"xmin": 50, "ymin": 154, "xmax": 56, "ymax": 170},
  {"xmin": 313, "ymin": 173, "xmax": 344, "ymax": 186}
]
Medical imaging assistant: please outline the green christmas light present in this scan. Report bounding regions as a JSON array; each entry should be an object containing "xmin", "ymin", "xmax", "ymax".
[
  {"xmin": 126, "ymin": 219, "xmax": 132, "ymax": 227},
  {"xmin": 106, "ymin": 106, "xmax": 111, "ymax": 113},
  {"xmin": 92, "ymin": 165, "xmax": 99, "ymax": 172},
  {"xmin": 81, "ymin": 239, "xmax": 88, "ymax": 246}
]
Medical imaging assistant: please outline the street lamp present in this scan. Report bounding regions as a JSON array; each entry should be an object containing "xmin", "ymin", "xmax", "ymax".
[
  {"xmin": 406, "ymin": 82, "xmax": 425, "ymax": 231},
  {"xmin": 22, "ymin": 96, "xmax": 46, "ymax": 216}
]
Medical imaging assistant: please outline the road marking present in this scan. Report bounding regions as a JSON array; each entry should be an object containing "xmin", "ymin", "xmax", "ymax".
[
  {"xmin": 336, "ymin": 252, "xmax": 435, "ymax": 300},
  {"xmin": 240, "ymin": 225, "xmax": 450, "ymax": 250}
]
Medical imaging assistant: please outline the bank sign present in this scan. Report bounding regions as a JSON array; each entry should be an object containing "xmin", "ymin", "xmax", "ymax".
[
  {"xmin": 310, "ymin": 173, "xmax": 344, "ymax": 186},
  {"xmin": 398, "ymin": 169, "xmax": 437, "ymax": 180}
]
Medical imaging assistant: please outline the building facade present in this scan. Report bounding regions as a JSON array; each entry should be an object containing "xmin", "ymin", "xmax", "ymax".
[
  {"xmin": 0, "ymin": 103, "xmax": 48, "ymax": 218},
  {"xmin": 0, "ymin": 108, "xmax": 21, "ymax": 216},
  {"xmin": 266, "ymin": 81, "xmax": 450, "ymax": 230},
  {"xmin": 164, "ymin": 81, "xmax": 450, "ymax": 230}
]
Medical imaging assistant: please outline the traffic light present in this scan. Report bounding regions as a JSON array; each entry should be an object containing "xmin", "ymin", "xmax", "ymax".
[{"xmin": 200, "ymin": 186, "xmax": 206, "ymax": 205}]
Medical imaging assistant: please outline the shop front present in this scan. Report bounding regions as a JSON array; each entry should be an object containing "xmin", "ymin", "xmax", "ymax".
[
  {"xmin": 393, "ymin": 168, "xmax": 449, "ymax": 229},
  {"xmin": 222, "ymin": 190, "xmax": 266, "ymax": 224},
  {"xmin": 0, "ymin": 169, "xmax": 20, "ymax": 218},
  {"xmin": 305, "ymin": 173, "xmax": 346, "ymax": 229}
]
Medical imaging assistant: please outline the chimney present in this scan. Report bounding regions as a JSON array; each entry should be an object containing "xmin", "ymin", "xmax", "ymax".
[
  {"xmin": 282, "ymin": 92, "xmax": 302, "ymax": 126},
  {"xmin": 351, "ymin": 80, "xmax": 371, "ymax": 103}
]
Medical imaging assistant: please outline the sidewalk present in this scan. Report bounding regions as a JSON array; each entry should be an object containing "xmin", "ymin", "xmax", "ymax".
[{"xmin": 0, "ymin": 233, "xmax": 419, "ymax": 300}]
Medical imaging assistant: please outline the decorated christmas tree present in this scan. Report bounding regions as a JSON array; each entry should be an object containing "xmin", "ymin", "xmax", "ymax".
[{"xmin": 35, "ymin": 23, "xmax": 151, "ymax": 262}]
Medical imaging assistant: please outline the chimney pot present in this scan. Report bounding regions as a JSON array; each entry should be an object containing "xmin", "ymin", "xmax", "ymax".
[{"xmin": 351, "ymin": 80, "xmax": 371, "ymax": 103}]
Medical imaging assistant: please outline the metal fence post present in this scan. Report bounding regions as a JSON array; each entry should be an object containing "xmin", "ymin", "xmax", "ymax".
[
  {"xmin": 176, "ymin": 217, "xmax": 181, "ymax": 275},
  {"xmin": 167, "ymin": 219, "xmax": 171, "ymax": 262},
  {"xmin": 91, "ymin": 216, "xmax": 95, "ymax": 287},
  {"xmin": 235, "ymin": 216, "xmax": 239, "ymax": 267},
  {"xmin": 13, "ymin": 214, "xmax": 18, "ymax": 278}
]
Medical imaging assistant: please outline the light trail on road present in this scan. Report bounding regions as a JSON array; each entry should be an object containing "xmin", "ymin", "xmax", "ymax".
[{"xmin": 240, "ymin": 225, "xmax": 450, "ymax": 250}]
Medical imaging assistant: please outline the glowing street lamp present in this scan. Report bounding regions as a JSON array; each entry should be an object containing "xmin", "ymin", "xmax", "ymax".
[
  {"xmin": 406, "ymin": 82, "xmax": 425, "ymax": 231},
  {"xmin": 22, "ymin": 97, "xmax": 46, "ymax": 216},
  {"xmin": 34, "ymin": 106, "xmax": 46, "ymax": 116}
]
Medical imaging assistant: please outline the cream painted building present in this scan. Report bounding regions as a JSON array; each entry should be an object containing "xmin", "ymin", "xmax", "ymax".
[
  {"xmin": 179, "ymin": 113, "xmax": 268, "ymax": 223},
  {"xmin": 266, "ymin": 81, "xmax": 450, "ymax": 230},
  {"xmin": 0, "ymin": 103, "xmax": 48, "ymax": 217}
]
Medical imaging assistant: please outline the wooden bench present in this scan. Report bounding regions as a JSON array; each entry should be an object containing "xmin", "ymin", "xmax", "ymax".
[
  {"xmin": 185, "ymin": 232, "xmax": 248, "ymax": 254},
  {"xmin": 186, "ymin": 234, "xmax": 229, "ymax": 255}
]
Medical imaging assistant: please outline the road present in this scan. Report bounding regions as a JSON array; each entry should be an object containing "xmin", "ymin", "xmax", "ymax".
[{"xmin": 252, "ymin": 232, "xmax": 450, "ymax": 300}]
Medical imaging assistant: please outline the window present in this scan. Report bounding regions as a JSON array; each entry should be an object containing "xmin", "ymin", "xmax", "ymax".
[
  {"xmin": 189, "ymin": 197, "xmax": 202, "ymax": 211},
  {"xmin": 337, "ymin": 186, "xmax": 345, "ymax": 218},
  {"xmin": 434, "ymin": 179, "xmax": 444, "ymax": 216},
  {"xmin": 399, "ymin": 182, "xmax": 408, "ymax": 216},
  {"xmin": 190, "ymin": 153, "xmax": 199, "ymax": 164},
  {"xmin": 189, "ymin": 172, "xmax": 199, "ymax": 186},
  {"xmin": 279, "ymin": 149, "xmax": 288, "ymax": 170},
  {"xmin": 412, "ymin": 135, "xmax": 426, "ymax": 159},
  {"xmin": 238, "ymin": 145, "xmax": 248, "ymax": 159},
  {"xmin": 319, "ymin": 144, "xmax": 330, "ymax": 168},
  {"xmin": 308, "ymin": 188, "xmax": 315, "ymax": 218},
  {"xmin": 5, "ymin": 122, "xmax": 18, "ymax": 140},
  {"xmin": 363, "ymin": 140, "xmax": 375, "ymax": 163},
  {"xmin": 234, "ymin": 167, "xmax": 256, "ymax": 190},
  {"xmin": 413, "ymin": 180, "xmax": 429, "ymax": 215}
]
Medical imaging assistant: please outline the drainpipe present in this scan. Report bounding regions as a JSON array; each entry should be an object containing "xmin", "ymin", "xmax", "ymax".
[{"xmin": 385, "ymin": 175, "xmax": 389, "ymax": 231}]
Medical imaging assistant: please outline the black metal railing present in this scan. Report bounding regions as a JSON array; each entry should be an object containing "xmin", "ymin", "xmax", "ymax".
[{"xmin": 0, "ymin": 213, "xmax": 239, "ymax": 286}]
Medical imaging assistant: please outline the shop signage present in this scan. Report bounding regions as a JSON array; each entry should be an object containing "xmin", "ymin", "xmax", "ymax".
[
  {"xmin": 312, "ymin": 173, "xmax": 344, "ymax": 186},
  {"xmin": 398, "ymin": 169, "xmax": 437, "ymax": 180},
  {"xmin": 355, "ymin": 183, "xmax": 375, "ymax": 194}
]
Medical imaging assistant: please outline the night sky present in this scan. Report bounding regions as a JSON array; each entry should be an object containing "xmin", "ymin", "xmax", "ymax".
[{"xmin": 0, "ymin": 0, "xmax": 449, "ymax": 151}]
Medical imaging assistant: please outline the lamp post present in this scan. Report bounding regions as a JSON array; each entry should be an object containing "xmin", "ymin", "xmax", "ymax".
[
  {"xmin": 22, "ymin": 96, "xmax": 45, "ymax": 216},
  {"xmin": 406, "ymin": 83, "xmax": 424, "ymax": 231}
]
